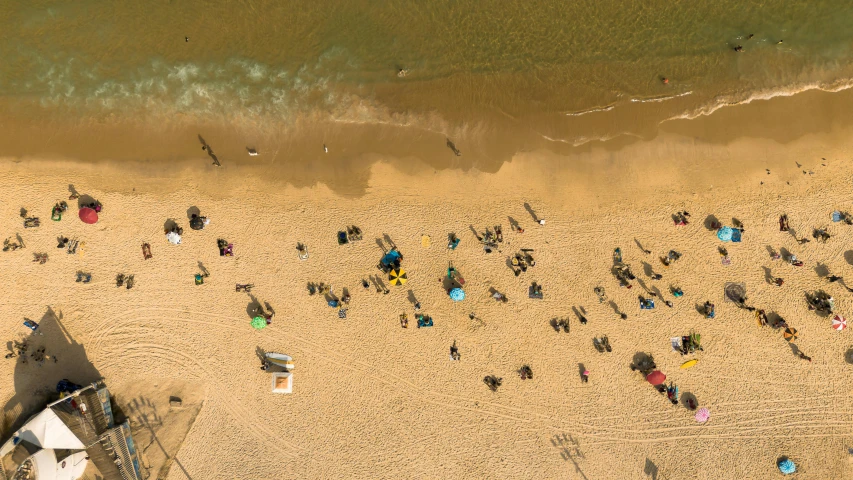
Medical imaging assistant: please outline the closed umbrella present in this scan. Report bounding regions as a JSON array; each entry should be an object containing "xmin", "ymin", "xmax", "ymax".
[
  {"xmin": 646, "ymin": 370, "xmax": 666, "ymax": 385},
  {"xmin": 389, "ymin": 268, "xmax": 407, "ymax": 286},
  {"xmin": 695, "ymin": 408, "xmax": 710, "ymax": 423},
  {"xmin": 783, "ymin": 327, "xmax": 798, "ymax": 342},
  {"xmin": 78, "ymin": 207, "xmax": 98, "ymax": 224},
  {"xmin": 166, "ymin": 231, "xmax": 182, "ymax": 245},
  {"xmin": 832, "ymin": 314, "xmax": 847, "ymax": 331},
  {"xmin": 449, "ymin": 288, "xmax": 465, "ymax": 302},
  {"xmin": 251, "ymin": 317, "xmax": 267, "ymax": 330},
  {"xmin": 190, "ymin": 216, "xmax": 205, "ymax": 230}
]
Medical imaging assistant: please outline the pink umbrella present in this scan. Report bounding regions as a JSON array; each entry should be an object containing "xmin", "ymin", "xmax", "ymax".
[
  {"xmin": 646, "ymin": 370, "xmax": 666, "ymax": 386},
  {"xmin": 78, "ymin": 207, "xmax": 98, "ymax": 224},
  {"xmin": 832, "ymin": 315, "xmax": 847, "ymax": 331},
  {"xmin": 695, "ymin": 408, "xmax": 710, "ymax": 423}
]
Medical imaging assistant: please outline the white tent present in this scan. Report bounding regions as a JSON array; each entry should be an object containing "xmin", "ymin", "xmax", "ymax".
[
  {"xmin": 271, "ymin": 372, "xmax": 292, "ymax": 394},
  {"xmin": 12, "ymin": 409, "xmax": 85, "ymax": 451},
  {"xmin": 30, "ymin": 449, "xmax": 89, "ymax": 480}
]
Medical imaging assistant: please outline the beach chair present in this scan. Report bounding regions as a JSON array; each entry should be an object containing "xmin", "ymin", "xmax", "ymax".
[
  {"xmin": 142, "ymin": 243, "xmax": 152, "ymax": 260},
  {"xmin": 297, "ymin": 243, "xmax": 309, "ymax": 260},
  {"xmin": 528, "ymin": 283, "xmax": 543, "ymax": 300},
  {"xmin": 51, "ymin": 206, "xmax": 62, "ymax": 221},
  {"xmin": 400, "ymin": 314, "xmax": 408, "ymax": 328},
  {"xmin": 23, "ymin": 217, "xmax": 40, "ymax": 228},
  {"xmin": 448, "ymin": 234, "xmax": 460, "ymax": 250},
  {"xmin": 23, "ymin": 320, "xmax": 39, "ymax": 332}
]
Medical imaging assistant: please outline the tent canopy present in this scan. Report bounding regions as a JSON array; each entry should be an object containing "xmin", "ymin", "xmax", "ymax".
[
  {"xmin": 271, "ymin": 372, "xmax": 293, "ymax": 394},
  {"xmin": 13, "ymin": 409, "xmax": 85, "ymax": 451},
  {"xmin": 31, "ymin": 449, "xmax": 89, "ymax": 480}
]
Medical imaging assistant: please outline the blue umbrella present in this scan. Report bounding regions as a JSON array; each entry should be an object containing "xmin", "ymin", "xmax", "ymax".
[
  {"xmin": 717, "ymin": 226, "xmax": 733, "ymax": 242},
  {"xmin": 832, "ymin": 211, "xmax": 842, "ymax": 222},
  {"xmin": 730, "ymin": 229, "xmax": 742, "ymax": 243},
  {"xmin": 778, "ymin": 458, "xmax": 796, "ymax": 475},
  {"xmin": 449, "ymin": 288, "xmax": 465, "ymax": 302}
]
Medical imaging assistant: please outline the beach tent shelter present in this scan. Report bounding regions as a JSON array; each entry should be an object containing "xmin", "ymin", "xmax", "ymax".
[
  {"xmin": 11, "ymin": 409, "xmax": 86, "ymax": 450},
  {"xmin": 78, "ymin": 207, "xmax": 98, "ymax": 225},
  {"xmin": 271, "ymin": 372, "xmax": 293, "ymax": 394},
  {"xmin": 29, "ymin": 449, "xmax": 89, "ymax": 480},
  {"xmin": 265, "ymin": 353, "xmax": 294, "ymax": 369}
]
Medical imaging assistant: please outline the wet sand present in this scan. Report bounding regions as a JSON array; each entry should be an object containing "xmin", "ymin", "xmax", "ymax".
[{"xmin": 1, "ymin": 107, "xmax": 853, "ymax": 478}]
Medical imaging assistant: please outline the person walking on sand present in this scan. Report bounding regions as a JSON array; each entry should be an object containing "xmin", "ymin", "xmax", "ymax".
[
  {"xmin": 797, "ymin": 351, "xmax": 812, "ymax": 362},
  {"xmin": 581, "ymin": 369, "xmax": 589, "ymax": 383}
]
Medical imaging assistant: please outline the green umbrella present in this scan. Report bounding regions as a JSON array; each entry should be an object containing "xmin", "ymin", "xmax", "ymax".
[{"xmin": 251, "ymin": 316, "xmax": 267, "ymax": 330}]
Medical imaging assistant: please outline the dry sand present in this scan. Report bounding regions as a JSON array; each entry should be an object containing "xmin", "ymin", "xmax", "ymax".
[{"xmin": 1, "ymin": 123, "xmax": 853, "ymax": 479}]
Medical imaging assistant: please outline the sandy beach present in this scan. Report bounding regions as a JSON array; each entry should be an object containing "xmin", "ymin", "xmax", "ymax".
[{"xmin": 1, "ymin": 116, "xmax": 853, "ymax": 479}]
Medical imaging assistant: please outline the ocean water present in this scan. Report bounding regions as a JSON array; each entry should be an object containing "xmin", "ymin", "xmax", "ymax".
[{"xmin": 3, "ymin": 0, "xmax": 853, "ymax": 161}]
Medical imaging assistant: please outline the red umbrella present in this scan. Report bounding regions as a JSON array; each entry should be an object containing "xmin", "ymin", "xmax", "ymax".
[
  {"xmin": 646, "ymin": 370, "xmax": 666, "ymax": 385},
  {"xmin": 78, "ymin": 207, "xmax": 98, "ymax": 224}
]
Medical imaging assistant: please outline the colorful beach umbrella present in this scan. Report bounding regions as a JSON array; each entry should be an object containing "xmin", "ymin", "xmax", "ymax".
[
  {"xmin": 389, "ymin": 268, "xmax": 407, "ymax": 286},
  {"xmin": 695, "ymin": 408, "xmax": 710, "ymax": 423},
  {"xmin": 78, "ymin": 207, "xmax": 98, "ymax": 224},
  {"xmin": 716, "ymin": 226, "xmax": 733, "ymax": 242},
  {"xmin": 832, "ymin": 314, "xmax": 847, "ymax": 331},
  {"xmin": 783, "ymin": 327, "xmax": 798, "ymax": 342},
  {"xmin": 778, "ymin": 458, "xmax": 796, "ymax": 475},
  {"xmin": 680, "ymin": 359, "xmax": 699, "ymax": 369},
  {"xmin": 449, "ymin": 288, "xmax": 465, "ymax": 302},
  {"xmin": 251, "ymin": 317, "xmax": 267, "ymax": 330},
  {"xmin": 646, "ymin": 370, "xmax": 666, "ymax": 385}
]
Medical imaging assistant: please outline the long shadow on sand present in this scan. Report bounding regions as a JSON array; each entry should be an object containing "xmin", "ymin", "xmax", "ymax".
[{"xmin": 2, "ymin": 307, "xmax": 101, "ymax": 438}]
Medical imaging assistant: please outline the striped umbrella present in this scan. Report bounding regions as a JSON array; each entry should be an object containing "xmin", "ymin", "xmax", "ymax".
[
  {"xmin": 783, "ymin": 327, "xmax": 798, "ymax": 342},
  {"xmin": 389, "ymin": 268, "xmax": 408, "ymax": 286},
  {"xmin": 694, "ymin": 408, "xmax": 710, "ymax": 423},
  {"xmin": 832, "ymin": 315, "xmax": 847, "ymax": 331}
]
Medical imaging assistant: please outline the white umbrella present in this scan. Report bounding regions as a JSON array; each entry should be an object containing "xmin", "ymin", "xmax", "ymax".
[
  {"xmin": 832, "ymin": 314, "xmax": 847, "ymax": 331},
  {"xmin": 165, "ymin": 231, "xmax": 182, "ymax": 245}
]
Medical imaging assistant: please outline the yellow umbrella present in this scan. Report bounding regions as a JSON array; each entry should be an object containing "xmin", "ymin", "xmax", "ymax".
[
  {"xmin": 783, "ymin": 327, "xmax": 798, "ymax": 342},
  {"xmin": 680, "ymin": 359, "xmax": 699, "ymax": 369},
  {"xmin": 389, "ymin": 268, "xmax": 407, "ymax": 286}
]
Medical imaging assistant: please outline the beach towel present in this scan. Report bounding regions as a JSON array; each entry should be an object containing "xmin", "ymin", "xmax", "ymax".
[{"xmin": 671, "ymin": 337, "xmax": 683, "ymax": 353}]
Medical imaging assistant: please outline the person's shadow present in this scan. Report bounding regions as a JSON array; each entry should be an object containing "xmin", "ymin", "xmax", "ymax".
[
  {"xmin": 198, "ymin": 134, "xmax": 221, "ymax": 166},
  {"xmin": 3, "ymin": 307, "xmax": 102, "ymax": 435},
  {"xmin": 523, "ymin": 203, "xmax": 539, "ymax": 223}
]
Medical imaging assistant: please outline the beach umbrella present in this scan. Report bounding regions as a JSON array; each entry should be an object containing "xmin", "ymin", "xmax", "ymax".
[
  {"xmin": 783, "ymin": 327, "xmax": 798, "ymax": 342},
  {"xmin": 695, "ymin": 408, "xmax": 710, "ymax": 423},
  {"xmin": 680, "ymin": 359, "xmax": 699, "ymax": 369},
  {"xmin": 251, "ymin": 317, "xmax": 267, "ymax": 330},
  {"xmin": 832, "ymin": 314, "xmax": 847, "ymax": 331},
  {"xmin": 646, "ymin": 370, "xmax": 666, "ymax": 385},
  {"xmin": 449, "ymin": 288, "xmax": 465, "ymax": 302},
  {"xmin": 716, "ymin": 226, "xmax": 733, "ymax": 242},
  {"xmin": 778, "ymin": 458, "xmax": 796, "ymax": 475},
  {"xmin": 78, "ymin": 207, "xmax": 98, "ymax": 224},
  {"xmin": 165, "ymin": 231, "xmax": 182, "ymax": 245},
  {"xmin": 190, "ymin": 216, "xmax": 205, "ymax": 230},
  {"xmin": 389, "ymin": 268, "xmax": 408, "ymax": 286}
]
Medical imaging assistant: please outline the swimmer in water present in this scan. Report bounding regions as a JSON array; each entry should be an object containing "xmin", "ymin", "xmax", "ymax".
[{"xmin": 733, "ymin": 45, "xmax": 743, "ymax": 52}]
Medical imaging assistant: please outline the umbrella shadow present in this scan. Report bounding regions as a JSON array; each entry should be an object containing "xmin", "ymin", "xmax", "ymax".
[
  {"xmin": 703, "ymin": 214, "xmax": 719, "ymax": 230},
  {"xmin": 644, "ymin": 458, "xmax": 659, "ymax": 480},
  {"xmin": 779, "ymin": 247, "xmax": 793, "ymax": 262},
  {"xmin": 641, "ymin": 262, "xmax": 654, "ymax": 278},
  {"xmin": 3, "ymin": 307, "xmax": 103, "ymax": 435},
  {"xmin": 845, "ymin": 250, "xmax": 853, "ymax": 266},
  {"xmin": 523, "ymin": 203, "xmax": 539, "ymax": 223},
  {"xmin": 442, "ymin": 276, "xmax": 461, "ymax": 292},
  {"xmin": 163, "ymin": 218, "xmax": 179, "ymax": 233},
  {"xmin": 246, "ymin": 294, "xmax": 263, "ymax": 318},
  {"xmin": 186, "ymin": 206, "xmax": 201, "ymax": 220},
  {"xmin": 76, "ymin": 194, "xmax": 97, "ymax": 210},
  {"xmin": 814, "ymin": 263, "xmax": 830, "ymax": 278},
  {"xmin": 630, "ymin": 352, "xmax": 656, "ymax": 374},
  {"xmin": 680, "ymin": 392, "xmax": 698, "ymax": 410},
  {"xmin": 845, "ymin": 348, "xmax": 853, "ymax": 364}
]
